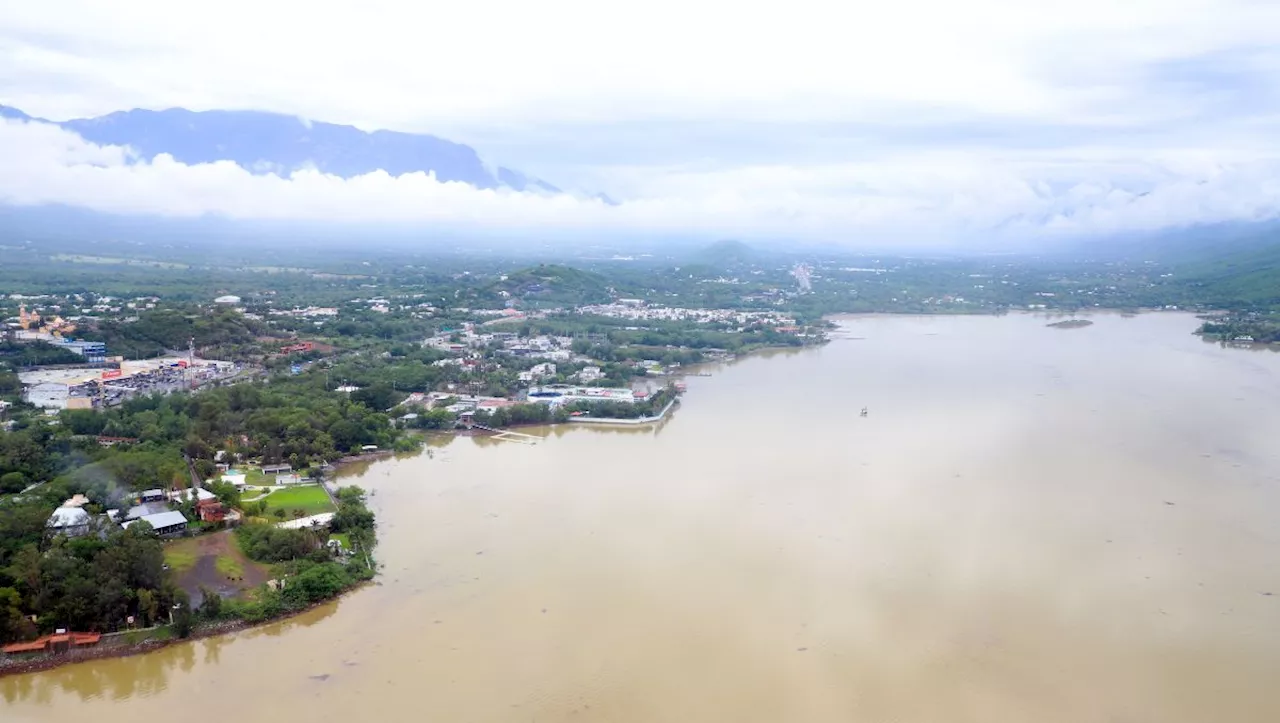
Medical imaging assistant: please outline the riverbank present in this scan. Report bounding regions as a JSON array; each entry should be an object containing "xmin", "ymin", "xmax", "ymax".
[
  {"xmin": 0, "ymin": 582, "xmax": 371, "ymax": 679},
  {"xmin": 567, "ymin": 399, "xmax": 678, "ymax": 425},
  {"xmin": 328, "ymin": 449, "xmax": 395, "ymax": 473}
]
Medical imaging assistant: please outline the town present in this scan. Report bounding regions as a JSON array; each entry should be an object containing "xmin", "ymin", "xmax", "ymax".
[{"xmin": 2, "ymin": 237, "xmax": 1277, "ymax": 669}]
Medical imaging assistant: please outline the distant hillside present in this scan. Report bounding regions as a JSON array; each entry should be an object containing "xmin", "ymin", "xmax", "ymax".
[
  {"xmin": 1174, "ymin": 238, "xmax": 1280, "ymax": 309},
  {"xmin": 0, "ymin": 105, "xmax": 560, "ymax": 192},
  {"xmin": 695, "ymin": 239, "xmax": 756, "ymax": 266},
  {"xmin": 487, "ymin": 264, "xmax": 613, "ymax": 306}
]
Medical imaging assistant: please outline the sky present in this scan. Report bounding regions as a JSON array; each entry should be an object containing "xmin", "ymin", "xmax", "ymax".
[{"xmin": 3, "ymin": 0, "xmax": 1280, "ymax": 246}]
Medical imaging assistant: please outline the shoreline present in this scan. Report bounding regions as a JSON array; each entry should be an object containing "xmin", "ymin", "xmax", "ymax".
[{"xmin": 0, "ymin": 591, "xmax": 357, "ymax": 679}]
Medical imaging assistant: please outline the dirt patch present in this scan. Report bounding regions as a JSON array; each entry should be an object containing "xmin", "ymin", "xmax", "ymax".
[{"xmin": 168, "ymin": 531, "xmax": 271, "ymax": 607}]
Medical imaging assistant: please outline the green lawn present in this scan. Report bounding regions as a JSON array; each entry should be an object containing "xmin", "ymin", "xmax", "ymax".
[
  {"xmin": 163, "ymin": 545, "xmax": 198, "ymax": 572},
  {"xmin": 261, "ymin": 485, "xmax": 335, "ymax": 516},
  {"xmin": 215, "ymin": 554, "xmax": 244, "ymax": 577}
]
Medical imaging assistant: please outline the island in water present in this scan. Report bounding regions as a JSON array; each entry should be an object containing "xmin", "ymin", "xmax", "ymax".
[{"xmin": 1046, "ymin": 319, "xmax": 1094, "ymax": 329}]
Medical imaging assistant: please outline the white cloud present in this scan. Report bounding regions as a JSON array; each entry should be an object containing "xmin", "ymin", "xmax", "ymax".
[
  {"xmin": 4, "ymin": 118, "xmax": 1280, "ymax": 245},
  {"xmin": 3, "ymin": 1, "xmax": 1280, "ymax": 243}
]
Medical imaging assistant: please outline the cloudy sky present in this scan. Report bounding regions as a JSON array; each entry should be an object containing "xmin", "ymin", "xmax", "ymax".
[{"xmin": 3, "ymin": 0, "xmax": 1280, "ymax": 245}]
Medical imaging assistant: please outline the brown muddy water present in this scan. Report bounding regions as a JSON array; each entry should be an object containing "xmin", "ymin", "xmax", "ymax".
[{"xmin": 6, "ymin": 313, "xmax": 1280, "ymax": 722}]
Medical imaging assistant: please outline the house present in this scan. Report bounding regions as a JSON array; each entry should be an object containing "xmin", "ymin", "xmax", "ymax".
[
  {"xmin": 221, "ymin": 471, "xmax": 247, "ymax": 488},
  {"xmin": 46, "ymin": 507, "xmax": 91, "ymax": 538},
  {"xmin": 138, "ymin": 489, "xmax": 166, "ymax": 503},
  {"xmin": 123, "ymin": 510, "xmax": 188, "ymax": 537},
  {"xmin": 578, "ymin": 366, "xmax": 603, "ymax": 383},
  {"xmin": 196, "ymin": 498, "xmax": 227, "ymax": 523},
  {"xmin": 276, "ymin": 474, "xmax": 303, "ymax": 485},
  {"xmin": 261, "ymin": 464, "xmax": 293, "ymax": 476},
  {"xmin": 530, "ymin": 362, "xmax": 557, "ymax": 379}
]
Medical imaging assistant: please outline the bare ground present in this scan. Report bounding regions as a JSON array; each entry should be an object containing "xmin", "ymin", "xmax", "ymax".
[{"xmin": 169, "ymin": 530, "xmax": 271, "ymax": 607}]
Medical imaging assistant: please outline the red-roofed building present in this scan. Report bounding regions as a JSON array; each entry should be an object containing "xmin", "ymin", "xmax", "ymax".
[{"xmin": 3, "ymin": 631, "xmax": 101, "ymax": 656}]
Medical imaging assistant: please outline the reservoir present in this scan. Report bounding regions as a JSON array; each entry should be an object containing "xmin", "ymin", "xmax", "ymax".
[{"xmin": 6, "ymin": 313, "xmax": 1280, "ymax": 722}]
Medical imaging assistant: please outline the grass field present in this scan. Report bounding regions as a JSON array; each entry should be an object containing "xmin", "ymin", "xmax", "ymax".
[
  {"xmin": 261, "ymin": 485, "xmax": 336, "ymax": 516},
  {"xmin": 163, "ymin": 545, "xmax": 198, "ymax": 572},
  {"xmin": 215, "ymin": 554, "xmax": 244, "ymax": 577}
]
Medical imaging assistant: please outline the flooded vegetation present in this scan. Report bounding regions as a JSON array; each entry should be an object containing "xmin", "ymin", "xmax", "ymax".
[{"xmin": 6, "ymin": 313, "xmax": 1280, "ymax": 723}]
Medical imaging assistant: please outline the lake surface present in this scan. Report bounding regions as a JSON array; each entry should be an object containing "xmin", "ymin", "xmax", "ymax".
[{"xmin": 7, "ymin": 313, "xmax": 1280, "ymax": 722}]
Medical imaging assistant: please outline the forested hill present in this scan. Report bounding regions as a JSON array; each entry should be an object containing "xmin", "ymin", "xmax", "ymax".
[
  {"xmin": 480, "ymin": 264, "xmax": 613, "ymax": 307},
  {"xmin": 1172, "ymin": 241, "xmax": 1280, "ymax": 310}
]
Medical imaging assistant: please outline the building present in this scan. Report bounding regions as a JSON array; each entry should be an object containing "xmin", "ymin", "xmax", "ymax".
[
  {"xmin": 24, "ymin": 382, "xmax": 70, "ymax": 410},
  {"xmin": 53, "ymin": 339, "xmax": 107, "ymax": 362},
  {"xmin": 168, "ymin": 487, "xmax": 217, "ymax": 504},
  {"xmin": 138, "ymin": 489, "xmax": 166, "ymax": 503},
  {"xmin": 526, "ymin": 386, "xmax": 638, "ymax": 407},
  {"xmin": 214, "ymin": 295, "xmax": 242, "ymax": 305},
  {"xmin": 261, "ymin": 464, "xmax": 293, "ymax": 475},
  {"xmin": 46, "ymin": 507, "xmax": 91, "ymax": 538},
  {"xmin": 2, "ymin": 631, "xmax": 101, "ymax": 656},
  {"xmin": 123, "ymin": 510, "xmax": 188, "ymax": 537},
  {"xmin": 124, "ymin": 502, "xmax": 171, "ymax": 521},
  {"xmin": 196, "ymin": 498, "xmax": 227, "ymax": 523},
  {"xmin": 578, "ymin": 366, "xmax": 604, "ymax": 383},
  {"xmin": 221, "ymin": 471, "xmax": 247, "ymax": 487}
]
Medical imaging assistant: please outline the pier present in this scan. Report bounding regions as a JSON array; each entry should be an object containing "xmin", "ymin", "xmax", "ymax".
[{"xmin": 469, "ymin": 423, "xmax": 541, "ymax": 445}]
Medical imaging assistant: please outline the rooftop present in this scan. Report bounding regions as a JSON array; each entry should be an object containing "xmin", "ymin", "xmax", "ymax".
[{"xmin": 123, "ymin": 510, "xmax": 188, "ymax": 530}]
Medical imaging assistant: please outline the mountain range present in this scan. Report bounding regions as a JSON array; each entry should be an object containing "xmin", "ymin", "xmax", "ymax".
[{"xmin": 0, "ymin": 104, "xmax": 570, "ymax": 195}]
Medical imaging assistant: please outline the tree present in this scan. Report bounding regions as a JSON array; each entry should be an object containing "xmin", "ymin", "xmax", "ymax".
[
  {"xmin": 136, "ymin": 588, "xmax": 158, "ymax": 626},
  {"xmin": 198, "ymin": 586, "xmax": 222, "ymax": 620},
  {"xmin": 0, "ymin": 586, "xmax": 30, "ymax": 643},
  {"xmin": 172, "ymin": 602, "xmax": 194, "ymax": 638},
  {"xmin": 0, "ymin": 471, "xmax": 26, "ymax": 494}
]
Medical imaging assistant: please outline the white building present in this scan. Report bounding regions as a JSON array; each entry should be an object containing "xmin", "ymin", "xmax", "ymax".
[
  {"xmin": 527, "ymin": 386, "xmax": 637, "ymax": 406},
  {"xmin": 122, "ymin": 510, "xmax": 188, "ymax": 536},
  {"xmin": 578, "ymin": 366, "xmax": 603, "ymax": 383},
  {"xmin": 168, "ymin": 487, "xmax": 217, "ymax": 504},
  {"xmin": 214, "ymin": 295, "xmax": 241, "ymax": 304},
  {"xmin": 47, "ymin": 507, "xmax": 91, "ymax": 537}
]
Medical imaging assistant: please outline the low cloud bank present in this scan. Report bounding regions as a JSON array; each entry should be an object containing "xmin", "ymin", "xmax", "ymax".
[{"xmin": 3, "ymin": 118, "xmax": 1279, "ymax": 246}]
